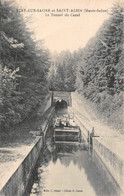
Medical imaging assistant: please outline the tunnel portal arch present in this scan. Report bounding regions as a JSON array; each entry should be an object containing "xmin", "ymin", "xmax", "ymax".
[
  {"xmin": 51, "ymin": 91, "xmax": 72, "ymax": 107},
  {"xmin": 55, "ymin": 99, "xmax": 68, "ymax": 109}
]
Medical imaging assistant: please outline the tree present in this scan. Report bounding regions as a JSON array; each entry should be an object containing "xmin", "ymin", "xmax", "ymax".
[
  {"xmin": 0, "ymin": 1, "xmax": 51, "ymax": 131},
  {"xmin": 48, "ymin": 51, "xmax": 76, "ymax": 91},
  {"xmin": 75, "ymin": 3, "xmax": 123, "ymax": 98},
  {"xmin": 74, "ymin": 3, "xmax": 123, "ymax": 130}
]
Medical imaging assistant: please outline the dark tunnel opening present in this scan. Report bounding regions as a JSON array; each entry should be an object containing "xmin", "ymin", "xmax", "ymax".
[{"xmin": 55, "ymin": 100, "xmax": 68, "ymax": 109}]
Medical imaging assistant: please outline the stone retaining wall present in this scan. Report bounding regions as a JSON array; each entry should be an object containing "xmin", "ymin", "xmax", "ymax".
[
  {"xmin": 74, "ymin": 114, "xmax": 124, "ymax": 195},
  {"xmin": 0, "ymin": 137, "xmax": 43, "ymax": 196},
  {"xmin": 93, "ymin": 137, "xmax": 124, "ymax": 195},
  {"xmin": 0, "ymin": 107, "xmax": 54, "ymax": 196},
  {"xmin": 41, "ymin": 107, "xmax": 55, "ymax": 139}
]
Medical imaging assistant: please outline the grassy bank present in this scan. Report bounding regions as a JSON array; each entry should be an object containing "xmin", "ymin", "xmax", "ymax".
[{"xmin": 78, "ymin": 91, "xmax": 123, "ymax": 133}]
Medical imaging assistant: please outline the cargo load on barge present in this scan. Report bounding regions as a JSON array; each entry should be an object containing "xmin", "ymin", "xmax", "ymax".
[{"xmin": 53, "ymin": 114, "xmax": 81, "ymax": 144}]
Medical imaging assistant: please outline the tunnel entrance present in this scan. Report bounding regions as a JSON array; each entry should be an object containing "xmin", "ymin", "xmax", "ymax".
[{"xmin": 55, "ymin": 100, "xmax": 67, "ymax": 109}]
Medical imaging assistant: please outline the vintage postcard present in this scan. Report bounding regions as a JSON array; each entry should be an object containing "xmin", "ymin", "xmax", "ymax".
[{"xmin": 0, "ymin": 0, "xmax": 123, "ymax": 196}]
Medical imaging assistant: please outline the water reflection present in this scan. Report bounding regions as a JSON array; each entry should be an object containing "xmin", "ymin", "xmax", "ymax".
[{"xmin": 29, "ymin": 144, "xmax": 118, "ymax": 196}]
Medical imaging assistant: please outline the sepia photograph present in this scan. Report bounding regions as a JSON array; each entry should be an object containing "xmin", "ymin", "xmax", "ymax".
[{"xmin": 0, "ymin": 0, "xmax": 123, "ymax": 195}]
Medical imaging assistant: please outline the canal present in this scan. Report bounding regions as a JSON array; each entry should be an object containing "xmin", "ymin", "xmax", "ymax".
[{"xmin": 25, "ymin": 108, "xmax": 119, "ymax": 196}]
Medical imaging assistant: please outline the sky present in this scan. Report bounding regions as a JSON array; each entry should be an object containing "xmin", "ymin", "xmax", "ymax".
[{"xmin": 15, "ymin": 0, "xmax": 117, "ymax": 53}]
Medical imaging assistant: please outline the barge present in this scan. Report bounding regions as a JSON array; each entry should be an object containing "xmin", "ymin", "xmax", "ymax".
[{"xmin": 53, "ymin": 115, "xmax": 81, "ymax": 144}]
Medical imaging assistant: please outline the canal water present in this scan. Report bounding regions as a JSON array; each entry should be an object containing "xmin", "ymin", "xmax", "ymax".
[{"xmin": 26, "ymin": 108, "xmax": 119, "ymax": 196}]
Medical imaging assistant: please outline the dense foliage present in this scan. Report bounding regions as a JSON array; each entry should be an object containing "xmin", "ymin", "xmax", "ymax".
[
  {"xmin": 75, "ymin": 3, "xmax": 123, "ymax": 129},
  {"xmin": 48, "ymin": 51, "xmax": 76, "ymax": 91},
  {"xmin": 0, "ymin": 1, "xmax": 50, "ymax": 131}
]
